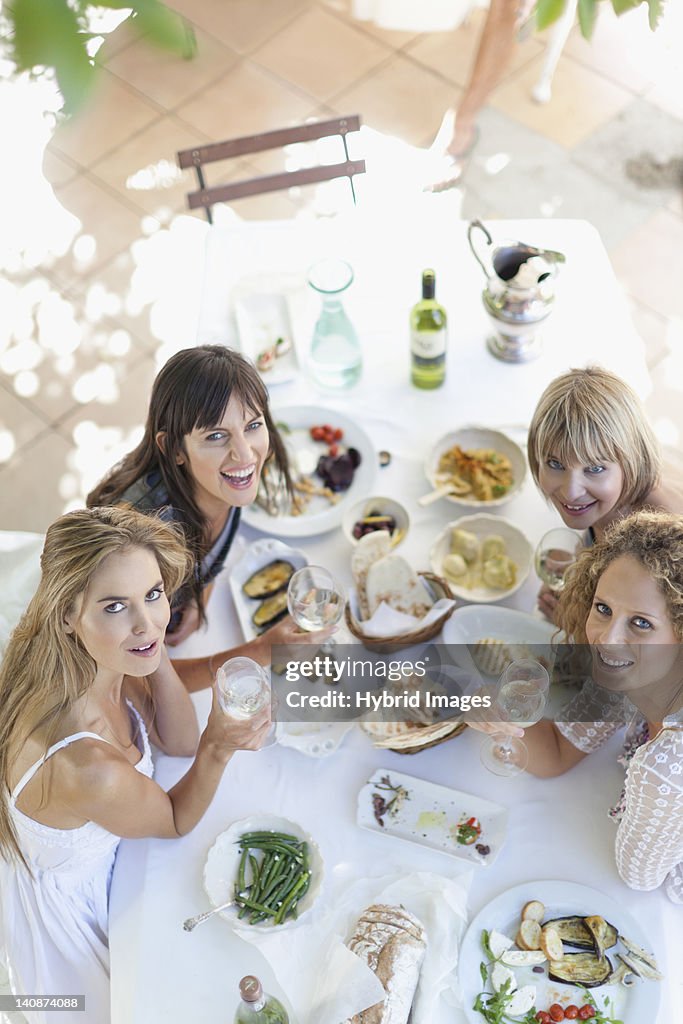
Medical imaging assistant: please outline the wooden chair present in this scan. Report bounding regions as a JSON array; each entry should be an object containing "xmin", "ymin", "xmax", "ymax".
[{"xmin": 176, "ymin": 115, "xmax": 366, "ymax": 223}]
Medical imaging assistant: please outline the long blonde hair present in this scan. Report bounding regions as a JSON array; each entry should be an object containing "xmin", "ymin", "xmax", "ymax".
[
  {"xmin": 558, "ymin": 510, "xmax": 683, "ymax": 643},
  {"xmin": 0, "ymin": 506, "xmax": 192, "ymax": 865},
  {"xmin": 527, "ymin": 366, "xmax": 661, "ymax": 510}
]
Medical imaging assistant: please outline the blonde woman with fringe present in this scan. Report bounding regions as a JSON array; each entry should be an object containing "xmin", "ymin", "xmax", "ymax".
[
  {"xmin": 527, "ymin": 365, "xmax": 683, "ymax": 620},
  {"xmin": 0, "ymin": 507, "xmax": 270, "ymax": 1024},
  {"xmin": 470, "ymin": 511, "xmax": 683, "ymax": 901}
]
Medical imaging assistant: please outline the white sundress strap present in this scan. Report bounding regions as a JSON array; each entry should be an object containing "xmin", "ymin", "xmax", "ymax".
[{"xmin": 10, "ymin": 732, "xmax": 112, "ymax": 805}]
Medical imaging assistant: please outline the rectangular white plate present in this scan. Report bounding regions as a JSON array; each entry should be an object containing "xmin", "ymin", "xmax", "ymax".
[
  {"xmin": 229, "ymin": 538, "xmax": 307, "ymax": 641},
  {"xmin": 233, "ymin": 291, "xmax": 299, "ymax": 384},
  {"xmin": 357, "ymin": 767, "xmax": 507, "ymax": 867}
]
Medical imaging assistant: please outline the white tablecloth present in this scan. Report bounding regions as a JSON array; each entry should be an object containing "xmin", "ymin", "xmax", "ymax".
[{"xmin": 109, "ymin": 218, "xmax": 679, "ymax": 1024}]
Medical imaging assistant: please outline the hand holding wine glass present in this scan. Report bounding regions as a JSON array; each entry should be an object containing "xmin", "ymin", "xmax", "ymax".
[
  {"xmin": 214, "ymin": 655, "xmax": 276, "ymax": 748},
  {"xmin": 479, "ymin": 658, "xmax": 550, "ymax": 777}
]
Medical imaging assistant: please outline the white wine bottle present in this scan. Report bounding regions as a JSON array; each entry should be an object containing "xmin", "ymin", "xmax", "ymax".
[{"xmin": 410, "ymin": 268, "xmax": 447, "ymax": 389}]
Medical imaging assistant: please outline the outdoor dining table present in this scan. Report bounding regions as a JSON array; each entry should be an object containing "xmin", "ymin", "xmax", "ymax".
[{"xmin": 109, "ymin": 216, "xmax": 679, "ymax": 1024}]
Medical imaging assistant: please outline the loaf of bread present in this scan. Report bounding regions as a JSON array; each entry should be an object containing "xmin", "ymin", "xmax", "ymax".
[{"xmin": 343, "ymin": 903, "xmax": 427, "ymax": 1024}]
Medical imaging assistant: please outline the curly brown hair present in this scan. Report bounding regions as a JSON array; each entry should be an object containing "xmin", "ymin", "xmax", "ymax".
[{"xmin": 557, "ymin": 510, "xmax": 683, "ymax": 643}]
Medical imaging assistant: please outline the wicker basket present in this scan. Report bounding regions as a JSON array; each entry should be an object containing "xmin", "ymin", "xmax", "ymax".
[
  {"xmin": 361, "ymin": 719, "xmax": 467, "ymax": 754},
  {"xmin": 345, "ymin": 572, "xmax": 456, "ymax": 653}
]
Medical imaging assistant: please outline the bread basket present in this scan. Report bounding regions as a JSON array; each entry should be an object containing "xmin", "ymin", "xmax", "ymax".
[
  {"xmin": 344, "ymin": 571, "xmax": 456, "ymax": 654},
  {"xmin": 361, "ymin": 718, "xmax": 467, "ymax": 754}
]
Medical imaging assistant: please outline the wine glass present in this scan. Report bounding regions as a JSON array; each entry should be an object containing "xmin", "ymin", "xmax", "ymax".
[
  {"xmin": 535, "ymin": 527, "xmax": 581, "ymax": 594},
  {"xmin": 479, "ymin": 658, "xmax": 550, "ymax": 777},
  {"xmin": 215, "ymin": 656, "xmax": 276, "ymax": 747},
  {"xmin": 287, "ymin": 565, "xmax": 345, "ymax": 633}
]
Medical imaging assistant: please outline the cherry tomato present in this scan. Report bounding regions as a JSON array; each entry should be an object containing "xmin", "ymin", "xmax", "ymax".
[
  {"xmin": 578, "ymin": 1008, "xmax": 596, "ymax": 1021},
  {"xmin": 333, "ymin": 427, "xmax": 344, "ymax": 441},
  {"xmin": 536, "ymin": 1013, "xmax": 551, "ymax": 1024},
  {"xmin": 310, "ymin": 426, "xmax": 325, "ymax": 441},
  {"xmin": 328, "ymin": 443, "xmax": 339, "ymax": 457},
  {"xmin": 549, "ymin": 1006, "xmax": 565, "ymax": 1023},
  {"xmin": 564, "ymin": 1008, "xmax": 579, "ymax": 1020}
]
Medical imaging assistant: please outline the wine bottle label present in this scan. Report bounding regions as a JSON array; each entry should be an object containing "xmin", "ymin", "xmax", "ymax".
[{"xmin": 411, "ymin": 328, "xmax": 447, "ymax": 359}]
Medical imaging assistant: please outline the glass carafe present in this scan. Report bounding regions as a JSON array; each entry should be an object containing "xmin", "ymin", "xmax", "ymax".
[{"xmin": 307, "ymin": 258, "xmax": 362, "ymax": 389}]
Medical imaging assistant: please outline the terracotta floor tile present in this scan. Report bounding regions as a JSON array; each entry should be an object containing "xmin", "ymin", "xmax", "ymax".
[
  {"xmin": 627, "ymin": 296, "xmax": 675, "ymax": 370},
  {"xmin": 331, "ymin": 53, "xmax": 460, "ymax": 147},
  {"xmin": 49, "ymin": 72, "xmax": 163, "ymax": 168},
  {"xmin": 90, "ymin": 117, "xmax": 209, "ymax": 219},
  {"xmin": 0, "ymin": 431, "xmax": 76, "ymax": 531},
  {"xmin": 55, "ymin": 354, "xmax": 160, "ymax": 503},
  {"xmin": 252, "ymin": 7, "xmax": 391, "ymax": 102},
  {"xmin": 105, "ymin": 28, "xmax": 239, "ymax": 112},
  {"xmin": 1, "ymin": 301, "xmax": 152, "ymax": 425},
  {"xmin": 405, "ymin": 9, "xmax": 544, "ymax": 90},
  {"xmin": 0, "ymin": 384, "xmax": 51, "ymax": 468},
  {"xmin": 490, "ymin": 52, "xmax": 633, "ymax": 148},
  {"xmin": 176, "ymin": 61, "xmax": 314, "ymax": 143},
  {"xmin": 562, "ymin": 8, "xmax": 662, "ymax": 95},
  {"xmin": 318, "ymin": 0, "xmax": 420, "ymax": 47},
  {"xmin": 164, "ymin": 0, "xmax": 311, "ymax": 54},
  {"xmin": 41, "ymin": 147, "xmax": 80, "ymax": 189},
  {"xmin": 46, "ymin": 176, "xmax": 145, "ymax": 289},
  {"xmin": 610, "ymin": 210, "xmax": 683, "ymax": 320}
]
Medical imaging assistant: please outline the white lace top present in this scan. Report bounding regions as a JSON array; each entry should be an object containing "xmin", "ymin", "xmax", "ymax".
[{"xmin": 557, "ymin": 680, "xmax": 683, "ymax": 903}]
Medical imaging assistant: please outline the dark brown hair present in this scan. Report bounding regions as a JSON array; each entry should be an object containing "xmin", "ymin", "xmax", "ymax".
[{"xmin": 87, "ymin": 346, "xmax": 290, "ymax": 618}]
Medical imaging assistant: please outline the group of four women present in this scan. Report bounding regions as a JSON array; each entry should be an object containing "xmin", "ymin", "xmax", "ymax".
[{"xmin": 1, "ymin": 345, "xmax": 682, "ymax": 1021}]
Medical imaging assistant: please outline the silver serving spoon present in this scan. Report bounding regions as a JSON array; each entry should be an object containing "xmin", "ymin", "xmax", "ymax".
[{"xmin": 183, "ymin": 899, "xmax": 233, "ymax": 932}]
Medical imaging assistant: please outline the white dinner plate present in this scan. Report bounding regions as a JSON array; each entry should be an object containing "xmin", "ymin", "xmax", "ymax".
[
  {"xmin": 243, "ymin": 404, "xmax": 377, "ymax": 537},
  {"xmin": 458, "ymin": 879, "xmax": 661, "ymax": 1024},
  {"xmin": 229, "ymin": 538, "xmax": 307, "ymax": 641},
  {"xmin": 203, "ymin": 814, "xmax": 324, "ymax": 933},
  {"xmin": 357, "ymin": 767, "xmax": 508, "ymax": 867}
]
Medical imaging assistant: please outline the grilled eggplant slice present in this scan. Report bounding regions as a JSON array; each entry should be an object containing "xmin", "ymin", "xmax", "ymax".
[
  {"xmin": 548, "ymin": 952, "xmax": 613, "ymax": 987},
  {"xmin": 252, "ymin": 590, "xmax": 289, "ymax": 630},
  {"xmin": 544, "ymin": 916, "xmax": 617, "ymax": 951},
  {"xmin": 243, "ymin": 560, "xmax": 295, "ymax": 599},
  {"xmin": 585, "ymin": 915, "xmax": 617, "ymax": 959}
]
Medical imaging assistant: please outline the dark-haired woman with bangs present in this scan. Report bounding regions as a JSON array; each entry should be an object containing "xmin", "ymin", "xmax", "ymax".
[{"xmin": 88, "ymin": 345, "xmax": 330, "ymax": 689}]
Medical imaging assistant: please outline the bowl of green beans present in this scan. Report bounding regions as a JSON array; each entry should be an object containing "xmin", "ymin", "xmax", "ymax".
[{"xmin": 203, "ymin": 815, "xmax": 324, "ymax": 931}]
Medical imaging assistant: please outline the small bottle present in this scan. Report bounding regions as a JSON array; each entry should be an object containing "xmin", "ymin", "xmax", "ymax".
[
  {"xmin": 234, "ymin": 976, "xmax": 289, "ymax": 1024},
  {"xmin": 410, "ymin": 268, "xmax": 448, "ymax": 389}
]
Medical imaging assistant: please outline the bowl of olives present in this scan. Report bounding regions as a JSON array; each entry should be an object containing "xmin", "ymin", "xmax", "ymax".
[{"xmin": 342, "ymin": 496, "xmax": 409, "ymax": 549}]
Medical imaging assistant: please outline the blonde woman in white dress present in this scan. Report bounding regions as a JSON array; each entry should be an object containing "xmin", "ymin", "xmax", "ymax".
[
  {"xmin": 0, "ymin": 507, "xmax": 270, "ymax": 1024},
  {"xmin": 470, "ymin": 510, "xmax": 683, "ymax": 900}
]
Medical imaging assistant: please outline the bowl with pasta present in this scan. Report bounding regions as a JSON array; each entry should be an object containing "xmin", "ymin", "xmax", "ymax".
[{"xmin": 424, "ymin": 426, "xmax": 526, "ymax": 508}]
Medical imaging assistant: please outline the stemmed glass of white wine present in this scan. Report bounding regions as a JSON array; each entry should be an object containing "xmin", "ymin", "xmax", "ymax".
[
  {"xmin": 535, "ymin": 528, "xmax": 581, "ymax": 594},
  {"xmin": 215, "ymin": 656, "xmax": 277, "ymax": 747},
  {"xmin": 479, "ymin": 658, "xmax": 550, "ymax": 777},
  {"xmin": 287, "ymin": 565, "xmax": 345, "ymax": 641}
]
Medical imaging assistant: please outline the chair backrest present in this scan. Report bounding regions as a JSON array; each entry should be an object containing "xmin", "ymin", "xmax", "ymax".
[{"xmin": 177, "ymin": 115, "xmax": 366, "ymax": 222}]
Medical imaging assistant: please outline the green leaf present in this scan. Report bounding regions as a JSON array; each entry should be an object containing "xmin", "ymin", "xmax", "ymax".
[
  {"xmin": 578, "ymin": 0, "xmax": 599, "ymax": 36},
  {"xmin": 646, "ymin": 0, "xmax": 665, "ymax": 29},
  {"xmin": 8, "ymin": 0, "xmax": 95, "ymax": 111},
  {"xmin": 536, "ymin": 0, "xmax": 568, "ymax": 30},
  {"xmin": 611, "ymin": 0, "xmax": 642, "ymax": 14}
]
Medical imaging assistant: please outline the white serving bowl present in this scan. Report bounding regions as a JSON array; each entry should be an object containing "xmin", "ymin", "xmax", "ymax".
[
  {"xmin": 341, "ymin": 494, "xmax": 409, "ymax": 548},
  {"xmin": 203, "ymin": 814, "xmax": 324, "ymax": 932},
  {"xmin": 424, "ymin": 426, "xmax": 526, "ymax": 508},
  {"xmin": 430, "ymin": 513, "xmax": 532, "ymax": 603}
]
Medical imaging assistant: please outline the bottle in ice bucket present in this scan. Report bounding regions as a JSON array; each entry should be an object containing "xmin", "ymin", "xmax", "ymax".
[
  {"xmin": 410, "ymin": 268, "xmax": 447, "ymax": 389},
  {"xmin": 234, "ymin": 976, "xmax": 289, "ymax": 1024}
]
